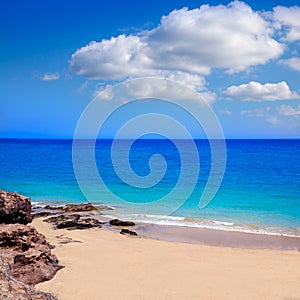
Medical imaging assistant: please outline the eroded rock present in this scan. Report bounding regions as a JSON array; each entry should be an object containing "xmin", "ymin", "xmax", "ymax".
[
  {"xmin": 0, "ymin": 190, "xmax": 32, "ymax": 224},
  {"xmin": 0, "ymin": 256, "xmax": 57, "ymax": 300},
  {"xmin": 0, "ymin": 224, "xmax": 63, "ymax": 285}
]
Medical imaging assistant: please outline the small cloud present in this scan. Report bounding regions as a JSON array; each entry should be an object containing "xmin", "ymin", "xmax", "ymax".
[
  {"xmin": 266, "ymin": 115, "xmax": 282, "ymax": 126},
  {"xmin": 77, "ymin": 81, "xmax": 89, "ymax": 94},
  {"xmin": 219, "ymin": 108, "xmax": 232, "ymax": 116},
  {"xmin": 240, "ymin": 106, "xmax": 283, "ymax": 127},
  {"xmin": 41, "ymin": 72, "xmax": 60, "ymax": 81},
  {"xmin": 94, "ymin": 84, "xmax": 114, "ymax": 100},
  {"xmin": 277, "ymin": 104, "xmax": 300, "ymax": 116},
  {"xmin": 278, "ymin": 57, "xmax": 300, "ymax": 71},
  {"xmin": 240, "ymin": 107, "xmax": 271, "ymax": 117},
  {"xmin": 224, "ymin": 81, "xmax": 300, "ymax": 101}
]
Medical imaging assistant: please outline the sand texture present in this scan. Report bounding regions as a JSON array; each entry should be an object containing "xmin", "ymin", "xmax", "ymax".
[{"xmin": 34, "ymin": 218, "xmax": 300, "ymax": 300}]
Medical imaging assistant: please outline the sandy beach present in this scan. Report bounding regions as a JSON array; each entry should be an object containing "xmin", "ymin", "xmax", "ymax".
[{"xmin": 33, "ymin": 218, "xmax": 300, "ymax": 300}]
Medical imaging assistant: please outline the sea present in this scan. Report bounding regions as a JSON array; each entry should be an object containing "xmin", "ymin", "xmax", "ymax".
[{"xmin": 0, "ymin": 138, "xmax": 299, "ymax": 237}]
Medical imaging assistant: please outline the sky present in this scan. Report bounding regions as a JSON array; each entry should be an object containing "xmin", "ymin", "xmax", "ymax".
[{"xmin": 1, "ymin": 0, "xmax": 300, "ymax": 139}]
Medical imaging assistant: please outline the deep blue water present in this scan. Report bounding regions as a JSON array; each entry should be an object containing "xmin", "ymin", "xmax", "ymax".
[{"xmin": 0, "ymin": 139, "xmax": 299, "ymax": 235}]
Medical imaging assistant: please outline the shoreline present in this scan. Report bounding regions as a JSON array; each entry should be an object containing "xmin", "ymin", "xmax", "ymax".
[
  {"xmin": 97, "ymin": 215, "xmax": 300, "ymax": 250},
  {"xmin": 135, "ymin": 223, "xmax": 300, "ymax": 250},
  {"xmin": 33, "ymin": 217, "xmax": 300, "ymax": 300},
  {"xmin": 33, "ymin": 202, "xmax": 300, "ymax": 250}
]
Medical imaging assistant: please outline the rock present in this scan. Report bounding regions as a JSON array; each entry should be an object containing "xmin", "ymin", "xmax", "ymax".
[
  {"xmin": 0, "ymin": 224, "xmax": 63, "ymax": 285},
  {"xmin": 0, "ymin": 190, "xmax": 32, "ymax": 224},
  {"xmin": 56, "ymin": 220, "xmax": 94, "ymax": 230},
  {"xmin": 78, "ymin": 218, "xmax": 104, "ymax": 227},
  {"xmin": 109, "ymin": 219, "xmax": 135, "ymax": 227},
  {"xmin": 44, "ymin": 214, "xmax": 81, "ymax": 224},
  {"xmin": 32, "ymin": 211, "xmax": 57, "ymax": 218},
  {"xmin": 120, "ymin": 229, "xmax": 138, "ymax": 236},
  {"xmin": 44, "ymin": 214, "xmax": 103, "ymax": 230},
  {"xmin": 43, "ymin": 205, "xmax": 64, "ymax": 211},
  {"xmin": 0, "ymin": 256, "xmax": 57, "ymax": 300},
  {"xmin": 33, "ymin": 203, "xmax": 113, "ymax": 219},
  {"xmin": 42, "ymin": 203, "xmax": 98, "ymax": 212},
  {"xmin": 64, "ymin": 203, "xmax": 98, "ymax": 212}
]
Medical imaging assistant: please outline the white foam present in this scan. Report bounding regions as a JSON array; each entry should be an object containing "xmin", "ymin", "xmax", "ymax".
[{"xmin": 103, "ymin": 212, "xmax": 300, "ymax": 238}]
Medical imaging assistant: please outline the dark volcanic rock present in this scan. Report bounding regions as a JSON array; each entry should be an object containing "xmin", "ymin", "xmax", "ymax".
[
  {"xmin": 45, "ymin": 214, "xmax": 103, "ymax": 230},
  {"xmin": 0, "ymin": 224, "xmax": 63, "ymax": 285},
  {"xmin": 0, "ymin": 190, "xmax": 60, "ymax": 299},
  {"xmin": 0, "ymin": 256, "xmax": 57, "ymax": 300},
  {"xmin": 120, "ymin": 229, "xmax": 138, "ymax": 236},
  {"xmin": 56, "ymin": 220, "xmax": 94, "ymax": 230},
  {"xmin": 32, "ymin": 211, "xmax": 58, "ymax": 219},
  {"xmin": 109, "ymin": 219, "xmax": 135, "ymax": 227},
  {"xmin": 64, "ymin": 203, "xmax": 98, "ymax": 212},
  {"xmin": 43, "ymin": 205, "xmax": 64, "ymax": 211},
  {"xmin": 0, "ymin": 190, "xmax": 32, "ymax": 224},
  {"xmin": 77, "ymin": 217, "xmax": 104, "ymax": 227},
  {"xmin": 44, "ymin": 203, "xmax": 103, "ymax": 213},
  {"xmin": 33, "ymin": 203, "xmax": 113, "ymax": 219},
  {"xmin": 44, "ymin": 214, "xmax": 81, "ymax": 224}
]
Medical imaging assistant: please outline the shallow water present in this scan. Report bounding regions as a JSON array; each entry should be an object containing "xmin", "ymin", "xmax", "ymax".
[{"xmin": 1, "ymin": 138, "xmax": 299, "ymax": 236}]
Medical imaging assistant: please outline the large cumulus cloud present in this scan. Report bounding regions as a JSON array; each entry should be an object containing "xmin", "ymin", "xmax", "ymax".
[{"xmin": 70, "ymin": 1, "xmax": 284, "ymax": 82}]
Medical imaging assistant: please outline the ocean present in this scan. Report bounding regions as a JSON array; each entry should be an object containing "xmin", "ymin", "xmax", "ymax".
[{"xmin": 0, "ymin": 138, "xmax": 299, "ymax": 236}]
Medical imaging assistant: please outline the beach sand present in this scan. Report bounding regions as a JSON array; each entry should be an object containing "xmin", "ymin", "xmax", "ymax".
[{"xmin": 33, "ymin": 218, "xmax": 300, "ymax": 300}]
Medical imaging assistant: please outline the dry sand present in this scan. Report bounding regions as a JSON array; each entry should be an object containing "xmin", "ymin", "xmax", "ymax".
[{"xmin": 33, "ymin": 218, "xmax": 300, "ymax": 300}]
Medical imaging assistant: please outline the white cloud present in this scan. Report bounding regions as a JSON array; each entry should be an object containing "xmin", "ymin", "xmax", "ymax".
[
  {"xmin": 240, "ymin": 107, "xmax": 271, "ymax": 117},
  {"xmin": 70, "ymin": 1, "xmax": 284, "ymax": 84},
  {"xmin": 77, "ymin": 80, "xmax": 89, "ymax": 94},
  {"xmin": 70, "ymin": 35, "xmax": 152, "ymax": 80},
  {"xmin": 277, "ymin": 104, "xmax": 300, "ymax": 116},
  {"xmin": 273, "ymin": 6, "xmax": 300, "ymax": 42},
  {"xmin": 219, "ymin": 108, "xmax": 232, "ymax": 116},
  {"xmin": 240, "ymin": 107, "xmax": 282, "ymax": 126},
  {"xmin": 94, "ymin": 77, "xmax": 215, "ymax": 104},
  {"xmin": 94, "ymin": 84, "xmax": 114, "ymax": 100},
  {"xmin": 266, "ymin": 115, "xmax": 282, "ymax": 126},
  {"xmin": 224, "ymin": 81, "xmax": 300, "ymax": 101},
  {"xmin": 41, "ymin": 73, "xmax": 60, "ymax": 81},
  {"xmin": 164, "ymin": 72, "xmax": 206, "ymax": 92},
  {"xmin": 278, "ymin": 57, "xmax": 300, "ymax": 71}
]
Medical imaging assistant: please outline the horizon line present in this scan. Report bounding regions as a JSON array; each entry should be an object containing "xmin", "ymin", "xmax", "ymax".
[{"xmin": 0, "ymin": 137, "xmax": 299, "ymax": 141}]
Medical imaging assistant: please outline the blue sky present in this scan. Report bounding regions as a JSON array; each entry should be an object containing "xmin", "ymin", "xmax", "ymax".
[{"xmin": 1, "ymin": 0, "xmax": 300, "ymax": 138}]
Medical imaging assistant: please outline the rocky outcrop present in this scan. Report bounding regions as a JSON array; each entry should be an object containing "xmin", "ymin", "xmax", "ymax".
[
  {"xmin": 44, "ymin": 214, "xmax": 103, "ymax": 230},
  {"xmin": 109, "ymin": 219, "xmax": 135, "ymax": 227},
  {"xmin": 0, "ymin": 256, "xmax": 57, "ymax": 300},
  {"xmin": 0, "ymin": 190, "xmax": 61, "ymax": 299},
  {"xmin": 120, "ymin": 229, "xmax": 138, "ymax": 236},
  {"xmin": 0, "ymin": 190, "xmax": 32, "ymax": 224},
  {"xmin": 0, "ymin": 224, "xmax": 63, "ymax": 285}
]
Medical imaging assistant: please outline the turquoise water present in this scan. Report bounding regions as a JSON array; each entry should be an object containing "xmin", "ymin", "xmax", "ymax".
[{"xmin": 0, "ymin": 139, "xmax": 299, "ymax": 236}]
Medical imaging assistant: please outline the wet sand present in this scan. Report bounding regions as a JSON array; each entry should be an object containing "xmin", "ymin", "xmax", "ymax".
[{"xmin": 136, "ymin": 223, "xmax": 300, "ymax": 250}]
